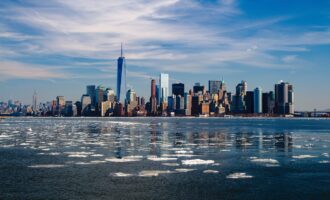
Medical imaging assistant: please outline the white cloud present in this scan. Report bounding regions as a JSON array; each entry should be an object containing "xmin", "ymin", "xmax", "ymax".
[
  {"xmin": 0, "ymin": 61, "xmax": 68, "ymax": 80},
  {"xmin": 0, "ymin": 0, "xmax": 329, "ymax": 80}
]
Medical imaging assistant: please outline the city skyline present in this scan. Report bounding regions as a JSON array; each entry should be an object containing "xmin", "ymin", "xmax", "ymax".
[{"xmin": 0, "ymin": 0, "xmax": 330, "ymax": 110}]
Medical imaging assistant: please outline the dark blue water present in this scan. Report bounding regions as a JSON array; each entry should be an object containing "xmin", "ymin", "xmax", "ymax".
[{"xmin": 0, "ymin": 117, "xmax": 329, "ymax": 200}]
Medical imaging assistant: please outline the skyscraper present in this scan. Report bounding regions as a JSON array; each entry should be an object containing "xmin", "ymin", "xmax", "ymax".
[
  {"xmin": 160, "ymin": 73, "xmax": 169, "ymax": 103},
  {"xmin": 86, "ymin": 85, "xmax": 96, "ymax": 108},
  {"xmin": 232, "ymin": 80, "xmax": 247, "ymax": 113},
  {"xmin": 56, "ymin": 96, "xmax": 65, "ymax": 116},
  {"xmin": 172, "ymin": 83, "xmax": 184, "ymax": 97},
  {"xmin": 193, "ymin": 83, "xmax": 205, "ymax": 95},
  {"xmin": 32, "ymin": 90, "xmax": 38, "ymax": 112},
  {"xmin": 254, "ymin": 87, "xmax": 262, "ymax": 114},
  {"xmin": 116, "ymin": 43, "xmax": 126, "ymax": 103},
  {"xmin": 81, "ymin": 95, "xmax": 91, "ymax": 115},
  {"xmin": 149, "ymin": 79, "xmax": 157, "ymax": 115},
  {"xmin": 275, "ymin": 81, "xmax": 294, "ymax": 115},
  {"xmin": 209, "ymin": 80, "xmax": 221, "ymax": 95},
  {"xmin": 96, "ymin": 85, "xmax": 106, "ymax": 112},
  {"xmin": 245, "ymin": 91, "xmax": 254, "ymax": 114}
]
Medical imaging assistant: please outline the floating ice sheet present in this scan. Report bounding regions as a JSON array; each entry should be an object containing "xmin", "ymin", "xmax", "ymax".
[
  {"xmin": 182, "ymin": 159, "xmax": 215, "ymax": 165},
  {"xmin": 227, "ymin": 172, "xmax": 253, "ymax": 179}
]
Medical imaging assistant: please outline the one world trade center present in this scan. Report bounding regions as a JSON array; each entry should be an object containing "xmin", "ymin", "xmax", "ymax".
[{"xmin": 116, "ymin": 44, "xmax": 126, "ymax": 103}]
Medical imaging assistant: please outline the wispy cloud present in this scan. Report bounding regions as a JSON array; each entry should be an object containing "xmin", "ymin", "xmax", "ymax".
[
  {"xmin": 0, "ymin": 0, "xmax": 329, "ymax": 81},
  {"xmin": 0, "ymin": 61, "xmax": 68, "ymax": 80}
]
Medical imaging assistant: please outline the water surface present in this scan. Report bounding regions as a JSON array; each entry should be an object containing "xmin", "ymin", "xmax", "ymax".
[{"xmin": 0, "ymin": 117, "xmax": 329, "ymax": 199}]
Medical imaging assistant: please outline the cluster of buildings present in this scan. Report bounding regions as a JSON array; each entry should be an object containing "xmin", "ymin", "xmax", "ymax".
[{"xmin": 1, "ymin": 46, "xmax": 309, "ymax": 118}]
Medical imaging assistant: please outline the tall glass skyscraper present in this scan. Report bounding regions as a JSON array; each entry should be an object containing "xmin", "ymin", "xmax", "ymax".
[
  {"xmin": 116, "ymin": 44, "xmax": 126, "ymax": 103},
  {"xmin": 254, "ymin": 87, "xmax": 262, "ymax": 113},
  {"xmin": 160, "ymin": 73, "xmax": 169, "ymax": 103}
]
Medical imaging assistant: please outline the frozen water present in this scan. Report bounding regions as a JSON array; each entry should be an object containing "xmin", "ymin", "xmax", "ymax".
[
  {"xmin": 182, "ymin": 159, "xmax": 215, "ymax": 165},
  {"xmin": 1, "ymin": 117, "xmax": 330, "ymax": 199},
  {"xmin": 226, "ymin": 173, "xmax": 253, "ymax": 179}
]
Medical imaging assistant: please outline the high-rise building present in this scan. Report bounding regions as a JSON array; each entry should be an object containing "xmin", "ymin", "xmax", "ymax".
[
  {"xmin": 193, "ymin": 83, "xmax": 205, "ymax": 95},
  {"xmin": 160, "ymin": 73, "xmax": 169, "ymax": 103},
  {"xmin": 232, "ymin": 80, "xmax": 247, "ymax": 113},
  {"xmin": 64, "ymin": 101, "xmax": 73, "ymax": 116},
  {"xmin": 96, "ymin": 85, "xmax": 106, "ymax": 112},
  {"xmin": 156, "ymin": 85, "xmax": 160, "ymax": 106},
  {"xmin": 209, "ymin": 80, "xmax": 221, "ymax": 95},
  {"xmin": 245, "ymin": 91, "xmax": 254, "ymax": 114},
  {"xmin": 254, "ymin": 87, "xmax": 262, "ymax": 114},
  {"xmin": 172, "ymin": 83, "xmax": 184, "ymax": 97},
  {"xmin": 86, "ymin": 85, "xmax": 96, "ymax": 108},
  {"xmin": 106, "ymin": 88, "xmax": 115, "ymax": 103},
  {"xmin": 275, "ymin": 82, "xmax": 294, "ymax": 115},
  {"xmin": 116, "ymin": 44, "xmax": 126, "ymax": 103},
  {"xmin": 184, "ymin": 92, "xmax": 192, "ymax": 116},
  {"xmin": 262, "ymin": 92, "xmax": 269, "ymax": 114},
  {"xmin": 175, "ymin": 95, "xmax": 184, "ymax": 115},
  {"xmin": 126, "ymin": 89, "xmax": 137, "ymax": 105},
  {"xmin": 32, "ymin": 90, "xmax": 38, "ymax": 112},
  {"xmin": 149, "ymin": 79, "xmax": 157, "ymax": 115},
  {"xmin": 81, "ymin": 95, "xmax": 91, "ymax": 115},
  {"xmin": 56, "ymin": 96, "xmax": 65, "ymax": 116}
]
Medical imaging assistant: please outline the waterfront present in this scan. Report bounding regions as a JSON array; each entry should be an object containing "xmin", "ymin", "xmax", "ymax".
[{"xmin": 0, "ymin": 117, "xmax": 329, "ymax": 200}]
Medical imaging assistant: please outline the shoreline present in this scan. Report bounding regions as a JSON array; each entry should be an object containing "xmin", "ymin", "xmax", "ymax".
[{"xmin": 1, "ymin": 116, "xmax": 329, "ymax": 120}]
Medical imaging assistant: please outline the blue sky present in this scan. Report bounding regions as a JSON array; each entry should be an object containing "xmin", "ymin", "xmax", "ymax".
[{"xmin": 0, "ymin": 0, "xmax": 329, "ymax": 110}]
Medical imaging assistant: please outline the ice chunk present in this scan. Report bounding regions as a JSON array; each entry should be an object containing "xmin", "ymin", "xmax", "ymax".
[
  {"xmin": 111, "ymin": 172, "xmax": 133, "ymax": 177},
  {"xmin": 250, "ymin": 158, "xmax": 279, "ymax": 164},
  {"xmin": 28, "ymin": 164, "xmax": 65, "ymax": 168},
  {"xmin": 182, "ymin": 159, "xmax": 215, "ymax": 165},
  {"xmin": 147, "ymin": 156, "xmax": 177, "ymax": 162},
  {"xmin": 292, "ymin": 155, "xmax": 317, "ymax": 159},
  {"xmin": 175, "ymin": 168, "xmax": 196, "ymax": 173},
  {"xmin": 138, "ymin": 170, "xmax": 173, "ymax": 177},
  {"xmin": 227, "ymin": 172, "xmax": 253, "ymax": 179},
  {"xmin": 203, "ymin": 170, "xmax": 219, "ymax": 174},
  {"xmin": 105, "ymin": 156, "xmax": 141, "ymax": 163},
  {"xmin": 162, "ymin": 163, "xmax": 180, "ymax": 167}
]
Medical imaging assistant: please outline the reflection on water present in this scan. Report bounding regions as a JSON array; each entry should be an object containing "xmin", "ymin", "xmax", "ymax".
[{"xmin": 0, "ymin": 118, "xmax": 330, "ymax": 200}]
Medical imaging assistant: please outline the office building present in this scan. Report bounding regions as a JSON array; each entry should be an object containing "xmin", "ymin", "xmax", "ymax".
[
  {"xmin": 193, "ymin": 83, "xmax": 205, "ymax": 95},
  {"xmin": 172, "ymin": 83, "xmax": 184, "ymax": 97},
  {"xmin": 32, "ymin": 90, "xmax": 38, "ymax": 112},
  {"xmin": 149, "ymin": 79, "xmax": 157, "ymax": 115},
  {"xmin": 209, "ymin": 80, "xmax": 221, "ymax": 95},
  {"xmin": 160, "ymin": 73, "xmax": 169, "ymax": 103},
  {"xmin": 116, "ymin": 44, "xmax": 126, "ymax": 103},
  {"xmin": 56, "ymin": 96, "xmax": 65, "ymax": 116},
  {"xmin": 86, "ymin": 85, "xmax": 96, "ymax": 108},
  {"xmin": 245, "ymin": 91, "xmax": 254, "ymax": 114},
  {"xmin": 275, "ymin": 81, "xmax": 294, "ymax": 115},
  {"xmin": 254, "ymin": 87, "xmax": 262, "ymax": 114},
  {"xmin": 81, "ymin": 95, "xmax": 91, "ymax": 115}
]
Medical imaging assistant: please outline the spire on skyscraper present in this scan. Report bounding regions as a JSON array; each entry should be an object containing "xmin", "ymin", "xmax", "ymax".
[{"xmin": 121, "ymin": 42, "xmax": 123, "ymax": 57}]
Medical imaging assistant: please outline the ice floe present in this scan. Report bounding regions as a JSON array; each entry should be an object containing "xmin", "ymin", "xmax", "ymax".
[
  {"xmin": 111, "ymin": 172, "xmax": 133, "ymax": 177},
  {"xmin": 182, "ymin": 159, "xmax": 215, "ymax": 165},
  {"xmin": 138, "ymin": 170, "xmax": 173, "ymax": 177},
  {"xmin": 292, "ymin": 155, "xmax": 317, "ymax": 159},
  {"xmin": 175, "ymin": 168, "xmax": 196, "ymax": 173},
  {"xmin": 203, "ymin": 170, "xmax": 219, "ymax": 174},
  {"xmin": 250, "ymin": 158, "xmax": 279, "ymax": 164},
  {"xmin": 321, "ymin": 153, "xmax": 329, "ymax": 157},
  {"xmin": 147, "ymin": 156, "xmax": 177, "ymax": 162},
  {"xmin": 105, "ymin": 156, "xmax": 142, "ymax": 163},
  {"xmin": 162, "ymin": 163, "xmax": 180, "ymax": 167},
  {"xmin": 28, "ymin": 164, "xmax": 65, "ymax": 168},
  {"xmin": 318, "ymin": 160, "xmax": 330, "ymax": 164},
  {"xmin": 227, "ymin": 172, "xmax": 253, "ymax": 179}
]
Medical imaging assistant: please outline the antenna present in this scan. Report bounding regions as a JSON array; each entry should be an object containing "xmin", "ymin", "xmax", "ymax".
[{"xmin": 121, "ymin": 42, "xmax": 122, "ymax": 57}]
